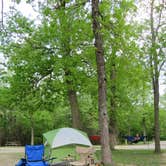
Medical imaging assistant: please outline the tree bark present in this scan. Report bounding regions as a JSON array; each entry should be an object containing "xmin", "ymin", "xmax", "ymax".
[
  {"xmin": 110, "ymin": 62, "xmax": 117, "ymax": 149},
  {"xmin": 92, "ymin": 0, "xmax": 112, "ymax": 165},
  {"xmin": 153, "ymin": 77, "xmax": 160, "ymax": 153},
  {"xmin": 64, "ymin": 53, "xmax": 82, "ymax": 130},
  {"xmin": 150, "ymin": 0, "xmax": 160, "ymax": 153},
  {"xmin": 67, "ymin": 89, "xmax": 82, "ymax": 129},
  {"xmin": 142, "ymin": 117, "xmax": 147, "ymax": 144},
  {"xmin": 31, "ymin": 126, "xmax": 34, "ymax": 145}
]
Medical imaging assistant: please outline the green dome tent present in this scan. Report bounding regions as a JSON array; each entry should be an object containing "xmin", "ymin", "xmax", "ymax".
[{"xmin": 43, "ymin": 127, "xmax": 92, "ymax": 162}]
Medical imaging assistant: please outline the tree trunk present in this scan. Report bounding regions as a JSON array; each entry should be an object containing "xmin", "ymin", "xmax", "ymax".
[
  {"xmin": 153, "ymin": 78, "xmax": 160, "ymax": 153},
  {"xmin": 128, "ymin": 127, "xmax": 131, "ymax": 136},
  {"xmin": 64, "ymin": 48, "xmax": 82, "ymax": 130},
  {"xmin": 65, "ymin": 69, "xmax": 82, "ymax": 130},
  {"xmin": 92, "ymin": 0, "xmax": 112, "ymax": 165},
  {"xmin": 30, "ymin": 114, "xmax": 34, "ymax": 145},
  {"xmin": 65, "ymin": 65, "xmax": 82, "ymax": 130},
  {"xmin": 142, "ymin": 117, "xmax": 147, "ymax": 144},
  {"xmin": 150, "ymin": 0, "xmax": 160, "ymax": 153},
  {"xmin": 68, "ymin": 89, "xmax": 82, "ymax": 129},
  {"xmin": 110, "ymin": 62, "xmax": 117, "ymax": 149},
  {"xmin": 59, "ymin": 0, "xmax": 82, "ymax": 130},
  {"xmin": 31, "ymin": 126, "xmax": 34, "ymax": 145},
  {"xmin": 142, "ymin": 82, "xmax": 147, "ymax": 144}
]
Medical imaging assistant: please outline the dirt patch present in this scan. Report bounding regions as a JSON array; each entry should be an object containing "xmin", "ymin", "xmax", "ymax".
[
  {"xmin": 0, "ymin": 147, "xmax": 24, "ymax": 166},
  {"xmin": 0, "ymin": 153, "xmax": 23, "ymax": 166}
]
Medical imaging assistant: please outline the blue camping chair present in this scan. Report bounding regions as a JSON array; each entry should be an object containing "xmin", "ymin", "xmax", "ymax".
[{"xmin": 16, "ymin": 145, "xmax": 55, "ymax": 166}]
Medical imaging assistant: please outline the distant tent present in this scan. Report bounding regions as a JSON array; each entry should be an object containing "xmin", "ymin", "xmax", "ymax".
[{"xmin": 43, "ymin": 127, "xmax": 92, "ymax": 161}]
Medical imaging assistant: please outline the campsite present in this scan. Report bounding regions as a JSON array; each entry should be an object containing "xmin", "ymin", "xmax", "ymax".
[
  {"xmin": 1, "ymin": 142, "xmax": 166, "ymax": 166},
  {"xmin": 1, "ymin": 128, "xmax": 166, "ymax": 166},
  {"xmin": 0, "ymin": 0, "xmax": 166, "ymax": 166}
]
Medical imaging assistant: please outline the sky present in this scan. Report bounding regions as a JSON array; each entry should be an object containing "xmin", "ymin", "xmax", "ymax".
[
  {"xmin": 0, "ymin": 0, "xmax": 38, "ymax": 18},
  {"xmin": 0, "ymin": 0, "xmax": 38, "ymax": 69},
  {"xmin": 0, "ymin": 0, "xmax": 165, "ymax": 95}
]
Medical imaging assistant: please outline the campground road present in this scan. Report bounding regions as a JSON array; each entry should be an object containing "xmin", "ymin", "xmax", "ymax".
[
  {"xmin": 115, "ymin": 141, "xmax": 166, "ymax": 150},
  {"xmin": 0, "ymin": 146, "xmax": 24, "ymax": 153},
  {"xmin": 1, "ymin": 141, "xmax": 166, "ymax": 153}
]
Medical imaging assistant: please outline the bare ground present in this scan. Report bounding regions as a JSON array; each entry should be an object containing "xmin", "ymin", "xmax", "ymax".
[
  {"xmin": 115, "ymin": 141, "xmax": 166, "ymax": 150},
  {"xmin": 0, "ymin": 147, "xmax": 24, "ymax": 166}
]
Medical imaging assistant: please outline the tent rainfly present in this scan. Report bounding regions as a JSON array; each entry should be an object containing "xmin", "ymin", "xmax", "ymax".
[{"xmin": 43, "ymin": 127, "xmax": 92, "ymax": 161}]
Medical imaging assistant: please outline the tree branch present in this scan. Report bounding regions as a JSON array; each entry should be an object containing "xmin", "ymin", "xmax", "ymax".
[
  {"xmin": 0, "ymin": 0, "xmax": 7, "ymax": 32},
  {"xmin": 35, "ymin": 71, "xmax": 53, "ymax": 88},
  {"xmin": 150, "ymin": 0, "xmax": 156, "ymax": 43},
  {"xmin": 0, "ymin": 62, "xmax": 7, "ymax": 67},
  {"xmin": 158, "ymin": 59, "xmax": 166, "ymax": 73},
  {"xmin": 1, "ymin": 0, "xmax": 4, "ymax": 28},
  {"xmin": 155, "ymin": 1, "xmax": 165, "ymax": 37},
  {"xmin": 53, "ymin": 0, "xmax": 89, "ymax": 10}
]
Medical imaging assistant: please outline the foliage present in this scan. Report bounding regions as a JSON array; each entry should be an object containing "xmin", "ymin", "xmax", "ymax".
[{"xmin": 159, "ymin": 109, "xmax": 166, "ymax": 140}]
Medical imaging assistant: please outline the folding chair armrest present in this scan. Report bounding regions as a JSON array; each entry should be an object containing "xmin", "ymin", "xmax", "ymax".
[
  {"xmin": 15, "ymin": 158, "xmax": 26, "ymax": 166},
  {"xmin": 45, "ymin": 157, "xmax": 56, "ymax": 162}
]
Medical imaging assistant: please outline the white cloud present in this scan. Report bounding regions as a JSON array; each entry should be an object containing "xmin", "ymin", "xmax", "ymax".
[
  {"xmin": 15, "ymin": 1, "xmax": 38, "ymax": 19},
  {"xmin": 0, "ymin": 0, "xmax": 38, "ymax": 19}
]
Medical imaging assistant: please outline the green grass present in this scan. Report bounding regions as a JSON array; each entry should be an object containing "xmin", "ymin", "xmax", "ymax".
[
  {"xmin": 96, "ymin": 150, "xmax": 166, "ymax": 166},
  {"xmin": 2, "ymin": 147, "xmax": 166, "ymax": 166}
]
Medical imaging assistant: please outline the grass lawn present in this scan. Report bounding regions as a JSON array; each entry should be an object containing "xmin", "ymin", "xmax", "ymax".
[
  {"xmin": 111, "ymin": 150, "xmax": 166, "ymax": 166},
  {"xmin": 96, "ymin": 149, "xmax": 166, "ymax": 166}
]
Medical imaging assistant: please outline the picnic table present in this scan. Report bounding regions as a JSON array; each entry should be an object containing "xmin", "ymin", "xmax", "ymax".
[{"xmin": 5, "ymin": 141, "xmax": 21, "ymax": 146}]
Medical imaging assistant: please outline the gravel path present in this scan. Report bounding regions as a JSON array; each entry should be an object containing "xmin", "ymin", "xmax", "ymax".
[{"xmin": 115, "ymin": 141, "xmax": 166, "ymax": 150}]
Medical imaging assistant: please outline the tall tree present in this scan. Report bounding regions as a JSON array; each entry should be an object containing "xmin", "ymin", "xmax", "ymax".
[
  {"xmin": 102, "ymin": 0, "xmax": 139, "ymax": 149},
  {"xmin": 41, "ymin": 0, "xmax": 88, "ymax": 129},
  {"xmin": 149, "ymin": 0, "xmax": 165, "ymax": 153},
  {"xmin": 58, "ymin": 0, "xmax": 82, "ymax": 129},
  {"xmin": 1, "ymin": 0, "xmax": 92, "ymax": 130},
  {"xmin": 92, "ymin": 0, "xmax": 112, "ymax": 165}
]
